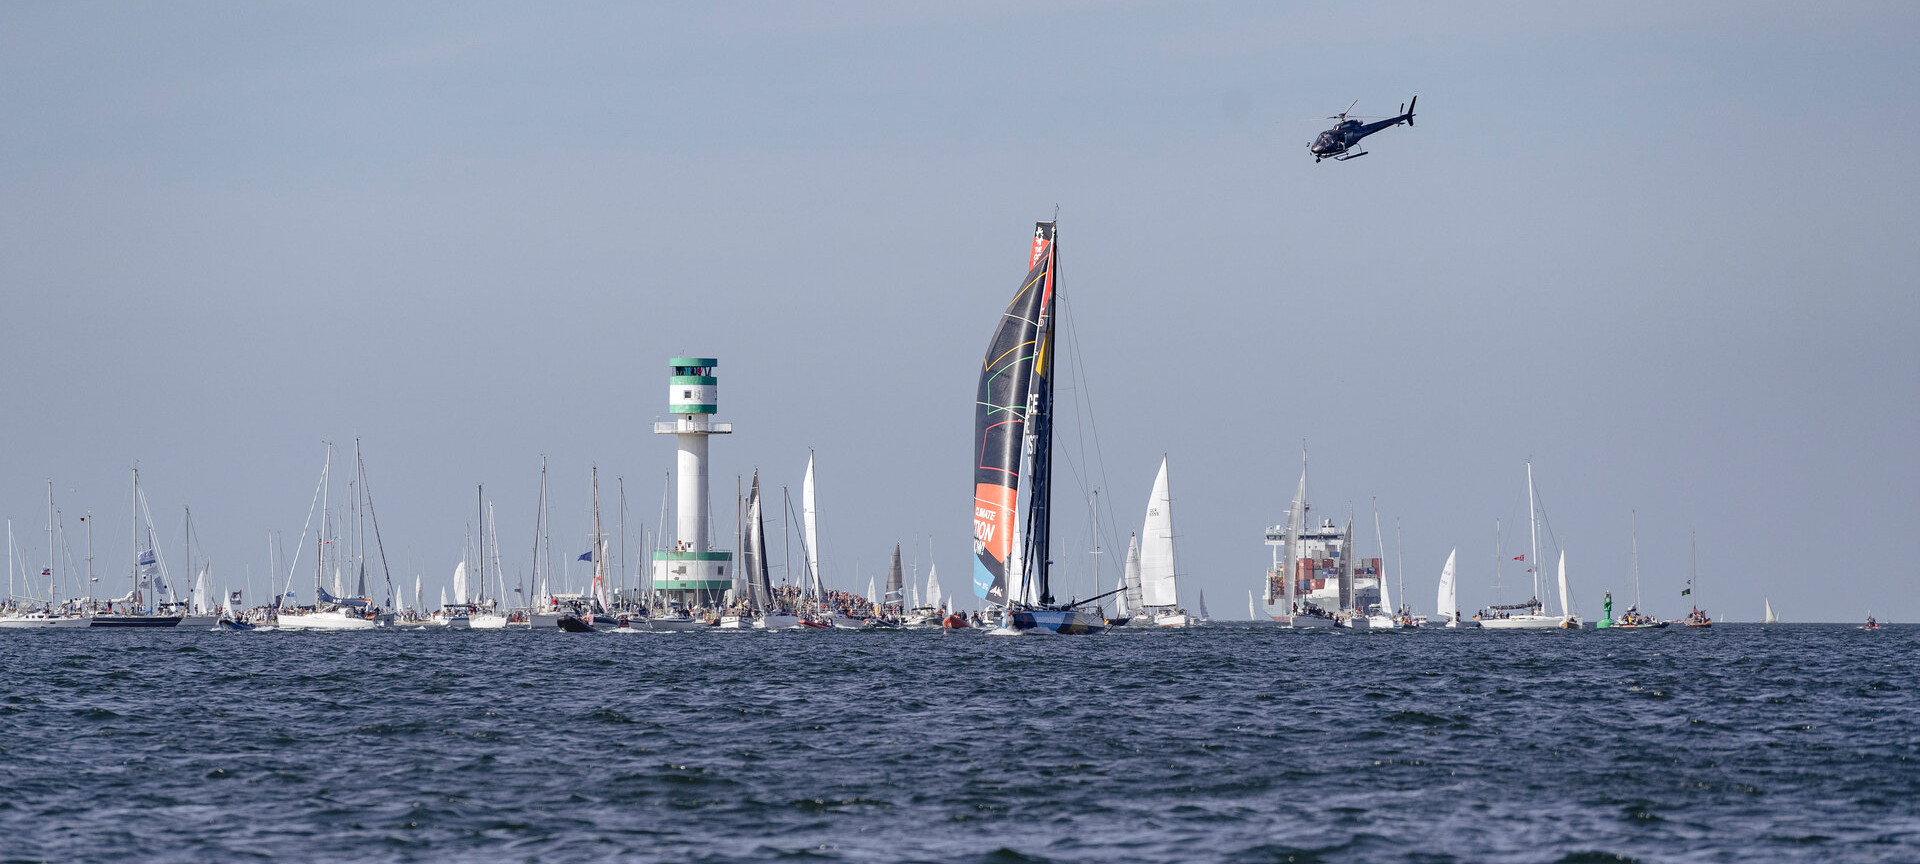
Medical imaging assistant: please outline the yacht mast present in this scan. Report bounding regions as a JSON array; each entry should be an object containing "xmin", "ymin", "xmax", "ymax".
[{"xmin": 1526, "ymin": 460, "xmax": 1540, "ymax": 612}]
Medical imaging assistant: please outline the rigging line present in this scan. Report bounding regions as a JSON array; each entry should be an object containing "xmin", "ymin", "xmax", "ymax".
[{"xmin": 1057, "ymin": 286, "xmax": 1126, "ymax": 568}]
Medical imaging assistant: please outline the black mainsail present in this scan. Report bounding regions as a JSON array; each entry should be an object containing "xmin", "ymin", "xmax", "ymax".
[
  {"xmin": 885, "ymin": 543, "xmax": 904, "ymax": 614},
  {"xmin": 743, "ymin": 470, "xmax": 773, "ymax": 613},
  {"xmin": 972, "ymin": 222, "xmax": 1057, "ymax": 607}
]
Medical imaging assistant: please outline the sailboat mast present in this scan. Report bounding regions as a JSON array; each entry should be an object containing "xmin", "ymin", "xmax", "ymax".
[
  {"xmin": 46, "ymin": 481, "xmax": 55, "ymax": 605},
  {"xmin": 593, "ymin": 466, "xmax": 606, "ymax": 610},
  {"xmin": 318, "ymin": 447, "xmax": 330, "ymax": 606},
  {"xmin": 1372, "ymin": 498, "xmax": 1390, "ymax": 617},
  {"xmin": 1024, "ymin": 225, "xmax": 1058, "ymax": 606},
  {"xmin": 1283, "ymin": 449, "xmax": 1306, "ymax": 615},
  {"xmin": 1395, "ymin": 517, "xmax": 1405, "ymax": 617},
  {"xmin": 1630, "ymin": 509, "xmax": 1641, "ymax": 611},
  {"xmin": 1526, "ymin": 460, "xmax": 1540, "ymax": 611},
  {"xmin": 618, "ymin": 476, "xmax": 628, "ymax": 600},
  {"xmin": 130, "ymin": 468, "xmax": 140, "ymax": 606}
]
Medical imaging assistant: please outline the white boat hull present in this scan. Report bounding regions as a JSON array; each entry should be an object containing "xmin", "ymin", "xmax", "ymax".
[
  {"xmin": 1153, "ymin": 613, "xmax": 1190, "ymax": 628},
  {"xmin": 717, "ymin": 615, "xmax": 751, "ymax": 629},
  {"xmin": 756, "ymin": 613, "xmax": 803, "ymax": 630},
  {"xmin": 0, "ymin": 613, "xmax": 91, "ymax": 629},
  {"xmin": 1477, "ymin": 614, "xmax": 1569, "ymax": 630},
  {"xmin": 469, "ymin": 613, "xmax": 509, "ymax": 630},
  {"xmin": 277, "ymin": 610, "xmax": 378, "ymax": 631},
  {"xmin": 648, "ymin": 616, "xmax": 711, "ymax": 631}
]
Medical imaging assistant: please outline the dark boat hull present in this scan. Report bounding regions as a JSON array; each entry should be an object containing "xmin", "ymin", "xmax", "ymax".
[
  {"xmin": 1011, "ymin": 608, "xmax": 1108, "ymax": 635},
  {"xmin": 557, "ymin": 615, "xmax": 596, "ymax": 633},
  {"xmin": 90, "ymin": 615, "xmax": 184, "ymax": 628}
]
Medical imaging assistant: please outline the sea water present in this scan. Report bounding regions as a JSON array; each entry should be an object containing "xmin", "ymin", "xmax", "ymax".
[{"xmin": 1, "ymin": 624, "xmax": 1915, "ymax": 862}]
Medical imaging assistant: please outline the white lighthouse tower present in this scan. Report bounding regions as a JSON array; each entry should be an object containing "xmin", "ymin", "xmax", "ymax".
[{"xmin": 652, "ymin": 357, "xmax": 732, "ymax": 607}]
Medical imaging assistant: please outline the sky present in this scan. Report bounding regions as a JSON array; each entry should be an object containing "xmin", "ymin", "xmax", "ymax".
[{"xmin": 2, "ymin": 2, "xmax": 1915, "ymax": 622}]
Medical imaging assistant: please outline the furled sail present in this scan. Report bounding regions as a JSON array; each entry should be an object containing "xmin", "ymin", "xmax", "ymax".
[
  {"xmin": 972, "ymin": 221, "xmax": 1058, "ymax": 606},
  {"xmin": 1139, "ymin": 458, "xmax": 1178, "ymax": 608}
]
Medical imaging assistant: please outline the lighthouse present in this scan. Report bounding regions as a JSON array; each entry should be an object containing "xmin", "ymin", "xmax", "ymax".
[{"xmin": 652, "ymin": 357, "xmax": 732, "ymax": 607}]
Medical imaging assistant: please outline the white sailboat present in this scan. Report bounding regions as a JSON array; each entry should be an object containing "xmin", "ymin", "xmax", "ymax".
[
  {"xmin": 1140, "ymin": 457, "xmax": 1187, "ymax": 627},
  {"xmin": 0, "ymin": 484, "xmax": 89, "ymax": 629},
  {"xmin": 1764, "ymin": 597, "xmax": 1778, "ymax": 624},
  {"xmin": 1434, "ymin": 548, "xmax": 1475, "ymax": 628},
  {"xmin": 1365, "ymin": 501, "xmax": 1398, "ymax": 629},
  {"xmin": 1478, "ymin": 461, "xmax": 1574, "ymax": 630}
]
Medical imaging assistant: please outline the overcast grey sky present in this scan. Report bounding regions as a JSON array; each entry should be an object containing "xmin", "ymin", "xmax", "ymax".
[{"xmin": 3, "ymin": 2, "xmax": 1915, "ymax": 621}]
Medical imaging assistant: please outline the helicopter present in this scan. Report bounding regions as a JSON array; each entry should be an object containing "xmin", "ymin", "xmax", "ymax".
[{"xmin": 1310, "ymin": 97, "xmax": 1415, "ymax": 162}]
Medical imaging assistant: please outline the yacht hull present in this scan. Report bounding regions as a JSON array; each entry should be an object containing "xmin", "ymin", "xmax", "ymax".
[
  {"xmin": 0, "ymin": 614, "xmax": 91, "ymax": 629},
  {"xmin": 1011, "ymin": 608, "xmax": 1108, "ymax": 635},
  {"xmin": 277, "ymin": 611, "xmax": 378, "ymax": 631},
  {"xmin": 89, "ymin": 614, "xmax": 184, "ymax": 628},
  {"xmin": 1477, "ymin": 615, "xmax": 1568, "ymax": 630}
]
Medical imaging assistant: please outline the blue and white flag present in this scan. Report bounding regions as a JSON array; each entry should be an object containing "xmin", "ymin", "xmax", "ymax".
[
  {"xmin": 577, "ymin": 549, "xmax": 595, "ymax": 562},
  {"xmin": 138, "ymin": 548, "xmax": 158, "ymax": 569}
]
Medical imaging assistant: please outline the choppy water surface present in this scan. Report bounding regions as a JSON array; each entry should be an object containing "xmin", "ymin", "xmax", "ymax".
[{"xmin": 3, "ymin": 624, "xmax": 1916, "ymax": 863}]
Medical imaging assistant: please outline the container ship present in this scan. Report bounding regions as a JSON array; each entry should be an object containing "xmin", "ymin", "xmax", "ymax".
[{"xmin": 1260, "ymin": 518, "xmax": 1386, "ymax": 621}]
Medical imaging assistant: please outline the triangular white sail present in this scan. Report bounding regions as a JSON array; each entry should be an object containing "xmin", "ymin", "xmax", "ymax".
[
  {"xmin": 926, "ymin": 564, "xmax": 942, "ymax": 608},
  {"xmin": 1115, "ymin": 573, "xmax": 1130, "ymax": 617},
  {"xmin": 1764, "ymin": 597, "xmax": 1778, "ymax": 624},
  {"xmin": 1122, "ymin": 534, "xmax": 1142, "ymax": 613},
  {"xmin": 1248, "ymin": 589, "xmax": 1256, "ymax": 620},
  {"xmin": 1557, "ymin": 550, "xmax": 1572, "ymax": 620},
  {"xmin": 1436, "ymin": 549, "xmax": 1457, "ymax": 624},
  {"xmin": 451, "ymin": 561, "xmax": 468, "ymax": 605},
  {"xmin": 803, "ymin": 453, "xmax": 822, "ymax": 599},
  {"xmin": 1139, "ymin": 458, "xmax": 1178, "ymax": 608},
  {"xmin": 193, "ymin": 566, "xmax": 213, "ymax": 615}
]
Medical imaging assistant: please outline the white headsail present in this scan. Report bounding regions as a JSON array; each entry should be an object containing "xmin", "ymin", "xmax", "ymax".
[
  {"xmin": 1122, "ymin": 533, "xmax": 1142, "ymax": 613},
  {"xmin": 1139, "ymin": 457, "xmax": 1178, "ymax": 608},
  {"xmin": 1557, "ymin": 550, "xmax": 1572, "ymax": 620},
  {"xmin": 1436, "ymin": 548, "xmax": 1457, "ymax": 623},
  {"xmin": 452, "ymin": 560, "xmax": 468, "ymax": 605},
  {"xmin": 803, "ymin": 452, "xmax": 822, "ymax": 599}
]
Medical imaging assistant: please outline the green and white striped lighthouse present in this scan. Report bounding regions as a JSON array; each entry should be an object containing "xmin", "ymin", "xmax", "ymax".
[{"xmin": 652, "ymin": 357, "xmax": 732, "ymax": 607}]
